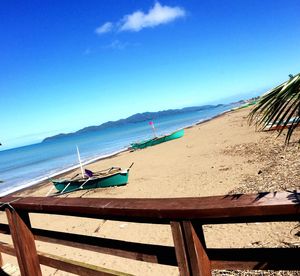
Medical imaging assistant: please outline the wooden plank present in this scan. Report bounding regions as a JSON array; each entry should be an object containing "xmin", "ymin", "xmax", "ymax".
[
  {"xmin": 170, "ymin": 221, "xmax": 190, "ymax": 276},
  {"xmin": 208, "ymin": 248, "xmax": 300, "ymax": 270},
  {"xmin": 5, "ymin": 209, "xmax": 41, "ymax": 276},
  {"xmin": 32, "ymin": 228, "xmax": 177, "ymax": 266},
  {"xmin": 0, "ymin": 242, "xmax": 132, "ymax": 276},
  {"xmin": 182, "ymin": 221, "xmax": 211, "ymax": 276},
  {"xmin": 0, "ymin": 191, "xmax": 299, "ymax": 223},
  {"xmin": 1, "ymin": 221, "xmax": 299, "ymax": 270},
  {"xmin": 0, "ymin": 191, "xmax": 298, "ymax": 275},
  {"xmin": 38, "ymin": 252, "xmax": 132, "ymax": 276},
  {"xmin": 0, "ymin": 223, "xmax": 177, "ymax": 265},
  {"xmin": 0, "ymin": 242, "xmax": 15, "ymax": 255}
]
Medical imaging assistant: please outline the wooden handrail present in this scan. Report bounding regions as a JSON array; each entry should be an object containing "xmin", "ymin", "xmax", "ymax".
[
  {"xmin": 1, "ymin": 191, "xmax": 299, "ymax": 222},
  {"xmin": 0, "ymin": 191, "xmax": 299, "ymax": 275}
]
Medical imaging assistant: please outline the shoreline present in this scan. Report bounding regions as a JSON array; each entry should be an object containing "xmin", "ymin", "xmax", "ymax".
[
  {"xmin": 3, "ymin": 106, "xmax": 300, "ymax": 275},
  {"xmin": 8, "ymin": 147, "xmax": 130, "ymax": 197},
  {"xmin": 8, "ymin": 107, "xmax": 235, "ymax": 197}
]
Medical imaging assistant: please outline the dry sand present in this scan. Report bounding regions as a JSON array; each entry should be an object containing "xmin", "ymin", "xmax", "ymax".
[{"xmin": 1, "ymin": 108, "xmax": 300, "ymax": 275}]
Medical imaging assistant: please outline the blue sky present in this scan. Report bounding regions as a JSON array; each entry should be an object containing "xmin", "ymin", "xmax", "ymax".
[{"xmin": 1, "ymin": 0, "xmax": 300, "ymax": 149}]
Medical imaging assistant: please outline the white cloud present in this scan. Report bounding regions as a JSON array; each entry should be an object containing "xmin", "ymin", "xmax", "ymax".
[
  {"xmin": 95, "ymin": 22, "xmax": 113, "ymax": 34},
  {"xmin": 95, "ymin": 2, "xmax": 186, "ymax": 36},
  {"xmin": 120, "ymin": 2, "xmax": 186, "ymax": 32},
  {"xmin": 106, "ymin": 40, "xmax": 127, "ymax": 50}
]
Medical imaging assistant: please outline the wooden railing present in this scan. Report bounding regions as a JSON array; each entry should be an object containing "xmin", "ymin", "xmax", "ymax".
[{"xmin": 0, "ymin": 191, "xmax": 299, "ymax": 275}]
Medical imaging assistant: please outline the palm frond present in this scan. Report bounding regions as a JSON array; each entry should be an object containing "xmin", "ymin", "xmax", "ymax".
[{"xmin": 248, "ymin": 73, "xmax": 300, "ymax": 144}]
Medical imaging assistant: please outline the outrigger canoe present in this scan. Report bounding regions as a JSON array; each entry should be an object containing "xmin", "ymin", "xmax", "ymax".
[
  {"xmin": 131, "ymin": 129, "xmax": 184, "ymax": 150},
  {"xmin": 52, "ymin": 167, "xmax": 130, "ymax": 193},
  {"xmin": 264, "ymin": 117, "xmax": 300, "ymax": 131}
]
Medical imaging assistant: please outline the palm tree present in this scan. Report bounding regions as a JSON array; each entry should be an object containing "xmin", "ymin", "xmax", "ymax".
[{"xmin": 248, "ymin": 72, "xmax": 300, "ymax": 144}]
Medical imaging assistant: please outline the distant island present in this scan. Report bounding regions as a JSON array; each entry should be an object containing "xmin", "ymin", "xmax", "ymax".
[{"xmin": 42, "ymin": 102, "xmax": 244, "ymax": 143}]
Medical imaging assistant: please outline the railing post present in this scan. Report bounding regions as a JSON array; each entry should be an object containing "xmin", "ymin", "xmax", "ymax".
[
  {"xmin": 0, "ymin": 251, "xmax": 3, "ymax": 267},
  {"xmin": 182, "ymin": 221, "xmax": 211, "ymax": 276},
  {"xmin": 171, "ymin": 221, "xmax": 190, "ymax": 276},
  {"xmin": 171, "ymin": 221, "xmax": 211, "ymax": 276},
  {"xmin": 5, "ymin": 208, "xmax": 42, "ymax": 276}
]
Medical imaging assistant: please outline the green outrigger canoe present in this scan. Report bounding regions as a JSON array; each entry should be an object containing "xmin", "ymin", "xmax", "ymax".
[
  {"xmin": 131, "ymin": 129, "xmax": 184, "ymax": 150},
  {"xmin": 52, "ymin": 167, "xmax": 129, "ymax": 193}
]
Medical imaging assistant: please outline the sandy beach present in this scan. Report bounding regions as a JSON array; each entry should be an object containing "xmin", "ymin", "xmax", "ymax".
[{"xmin": 1, "ymin": 107, "xmax": 300, "ymax": 275}]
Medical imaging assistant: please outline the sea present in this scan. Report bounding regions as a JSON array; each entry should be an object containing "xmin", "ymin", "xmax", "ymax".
[{"xmin": 0, "ymin": 103, "xmax": 239, "ymax": 196}]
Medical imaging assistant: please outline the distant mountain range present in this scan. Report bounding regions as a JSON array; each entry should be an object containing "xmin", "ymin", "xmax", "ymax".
[{"xmin": 42, "ymin": 102, "xmax": 241, "ymax": 143}]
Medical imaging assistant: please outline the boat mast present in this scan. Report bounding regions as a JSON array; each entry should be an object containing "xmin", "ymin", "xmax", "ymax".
[
  {"xmin": 76, "ymin": 145, "xmax": 85, "ymax": 178},
  {"xmin": 149, "ymin": 121, "xmax": 157, "ymax": 138}
]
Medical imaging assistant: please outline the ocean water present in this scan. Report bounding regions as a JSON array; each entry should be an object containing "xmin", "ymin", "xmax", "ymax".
[{"xmin": 0, "ymin": 104, "xmax": 238, "ymax": 196}]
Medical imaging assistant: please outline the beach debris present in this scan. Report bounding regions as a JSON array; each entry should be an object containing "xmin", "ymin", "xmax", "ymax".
[
  {"xmin": 219, "ymin": 167, "xmax": 230, "ymax": 171},
  {"xmin": 250, "ymin": 241, "xmax": 262, "ymax": 246},
  {"xmin": 280, "ymin": 241, "xmax": 300, "ymax": 248},
  {"xmin": 94, "ymin": 220, "xmax": 107, "ymax": 233},
  {"xmin": 224, "ymin": 133, "xmax": 300, "ymax": 195},
  {"xmin": 94, "ymin": 226, "xmax": 101, "ymax": 233}
]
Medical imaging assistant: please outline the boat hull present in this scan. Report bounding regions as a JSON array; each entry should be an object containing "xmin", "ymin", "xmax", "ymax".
[
  {"xmin": 264, "ymin": 117, "xmax": 300, "ymax": 131},
  {"xmin": 52, "ymin": 171, "xmax": 129, "ymax": 193},
  {"xmin": 131, "ymin": 129, "xmax": 184, "ymax": 150}
]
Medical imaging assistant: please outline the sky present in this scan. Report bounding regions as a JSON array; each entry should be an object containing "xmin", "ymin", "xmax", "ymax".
[{"xmin": 1, "ymin": 0, "xmax": 300, "ymax": 149}]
